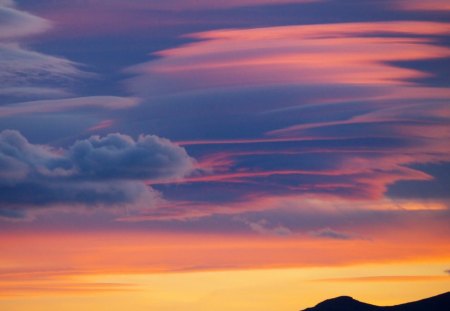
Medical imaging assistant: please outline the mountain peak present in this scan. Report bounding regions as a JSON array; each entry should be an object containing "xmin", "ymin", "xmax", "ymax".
[
  {"xmin": 302, "ymin": 292, "xmax": 450, "ymax": 311},
  {"xmin": 303, "ymin": 295, "xmax": 378, "ymax": 311}
]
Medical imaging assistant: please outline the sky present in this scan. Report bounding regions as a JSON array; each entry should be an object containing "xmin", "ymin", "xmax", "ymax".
[{"xmin": 0, "ymin": 0, "xmax": 449, "ymax": 310}]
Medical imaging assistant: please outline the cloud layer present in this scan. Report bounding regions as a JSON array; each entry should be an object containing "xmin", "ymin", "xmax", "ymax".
[
  {"xmin": 117, "ymin": 21, "xmax": 450, "ymax": 219},
  {"xmin": 128, "ymin": 21, "xmax": 450, "ymax": 96}
]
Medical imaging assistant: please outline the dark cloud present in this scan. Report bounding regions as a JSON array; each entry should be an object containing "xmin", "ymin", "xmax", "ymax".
[
  {"xmin": 70, "ymin": 132, "xmax": 194, "ymax": 180},
  {"xmin": 0, "ymin": 208, "xmax": 26, "ymax": 220},
  {"xmin": 0, "ymin": 130, "xmax": 195, "ymax": 214},
  {"xmin": 388, "ymin": 163, "xmax": 450, "ymax": 199},
  {"xmin": 308, "ymin": 227, "xmax": 356, "ymax": 240}
]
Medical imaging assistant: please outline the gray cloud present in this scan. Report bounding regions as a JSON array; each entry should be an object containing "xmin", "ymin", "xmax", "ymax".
[
  {"xmin": 237, "ymin": 217, "xmax": 292, "ymax": 236},
  {"xmin": 0, "ymin": 130, "xmax": 195, "ymax": 214},
  {"xmin": 308, "ymin": 227, "xmax": 355, "ymax": 240},
  {"xmin": 69, "ymin": 132, "xmax": 195, "ymax": 180},
  {"xmin": 0, "ymin": 43, "xmax": 83, "ymax": 90},
  {"xmin": 0, "ymin": 0, "xmax": 14, "ymax": 6}
]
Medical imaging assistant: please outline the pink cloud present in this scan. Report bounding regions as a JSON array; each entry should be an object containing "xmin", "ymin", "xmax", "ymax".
[
  {"xmin": 123, "ymin": 22, "xmax": 450, "ymax": 220},
  {"xmin": 394, "ymin": 0, "xmax": 450, "ymax": 11},
  {"xmin": 87, "ymin": 119, "xmax": 115, "ymax": 132},
  {"xmin": 128, "ymin": 21, "xmax": 450, "ymax": 97}
]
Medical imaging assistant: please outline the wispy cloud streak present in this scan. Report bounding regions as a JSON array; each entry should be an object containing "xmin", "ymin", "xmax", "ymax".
[
  {"xmin": 121, "ymin": 20, "xmax": 450, "ymax": 219},
  {"xmin": 0, "ymin": 1, "xmax": 85, "ymax": 100}
]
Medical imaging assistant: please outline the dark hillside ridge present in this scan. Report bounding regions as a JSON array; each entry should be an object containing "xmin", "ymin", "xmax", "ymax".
[{"xmin": 302, "ymin": 291, "xmax": 450, "ymax": 311}]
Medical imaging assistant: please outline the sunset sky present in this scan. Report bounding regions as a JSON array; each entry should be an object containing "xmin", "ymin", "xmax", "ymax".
[{"xmin": 0, "ymin": 1, "xmax": 449, "ymax": 310}]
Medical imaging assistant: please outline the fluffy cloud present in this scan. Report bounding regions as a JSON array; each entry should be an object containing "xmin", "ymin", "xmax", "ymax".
[
  {"xmin": 0, "ymin": 130, "xmax": 195, "ymax": 214},
  {"xmin": 69, "ymin": 132, "xmax": 194, "ymax": 180}
]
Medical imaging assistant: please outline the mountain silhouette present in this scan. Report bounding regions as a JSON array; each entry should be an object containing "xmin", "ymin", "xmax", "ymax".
[{"xmin": 302, "ymin": 291, "xmax": 450, "ymax": 311}]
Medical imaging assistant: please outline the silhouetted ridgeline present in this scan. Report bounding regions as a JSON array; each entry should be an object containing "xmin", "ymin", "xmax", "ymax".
[{"xmin": 302, "ymin": 292, "xmax": 450, "ymax": 311}]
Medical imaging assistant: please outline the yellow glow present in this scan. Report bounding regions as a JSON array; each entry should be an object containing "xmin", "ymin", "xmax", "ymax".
[{"xmin": 1, "ymin": 263, "xmax": 448, "ymax": 311}]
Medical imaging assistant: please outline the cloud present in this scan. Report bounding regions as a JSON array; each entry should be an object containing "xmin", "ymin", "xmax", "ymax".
[
  {"xmin": 25, "ymin": 0, "xmax": 320, "ymax": 38},
  {"xmin": 0, "ymin": 43, "xmax": 83, "ymax": 94},
  {"xmin": 394, "ymin": 0, "xmax": 450, "ymax": 11},
  {"xmin": 127, "ymin": 21, "xmax": 450, "ymax": 97},
  {"xmin": 308, "ymin": 227, "xmax": 357, "ymax": 240},
  {"xmin": 0, "ymin": 2, "xmax": 50, "ymax": 39},
  {"xmin": 0, "ymin": 96, "xmax": 140, "ymax": 117},
  {"xmin": 0, "ymin": 0, "xmax": 14, "ymax": 6},
  {"xmin": 236, "ymin": 217, "xmax": 292, "ymax": 236},
  {"xmin": 0, "ymin": 130, "xmax": 195, "ymax": 216},
  {"xmin": 69, "ymin": 132, "xmax": 194, "ymax": 180},
  {"xmin": 0, "ymin": 86, "xmax": 70, "ymax": 98},
  {"xmin": 0, "ymin": 1, "xmax": 86, "ymax": 100},
  {"xmin": 114, "ymin": 20, "xmax": 450, "ymax": 221},
  {"xmin": 87, "ymin": 120, "xmax": 115, "ymax": 132}
]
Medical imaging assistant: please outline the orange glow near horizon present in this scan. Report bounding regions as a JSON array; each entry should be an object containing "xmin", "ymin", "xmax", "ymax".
[{"xmin": 1, "ymin": 230, "xmax": 449, "ymax": 310}]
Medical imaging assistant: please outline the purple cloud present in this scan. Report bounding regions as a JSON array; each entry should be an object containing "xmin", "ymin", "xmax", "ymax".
[
  {"xmin": 0, "ymin": 1, "xmax": 50, "ymax": 39},
  {"xmin": 0, "ymin": 1, "xmax": 86, "ymax": 100},
  {"xmin": 0, "ymin": 43, "xmax": 83, "ymax": 97}
]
